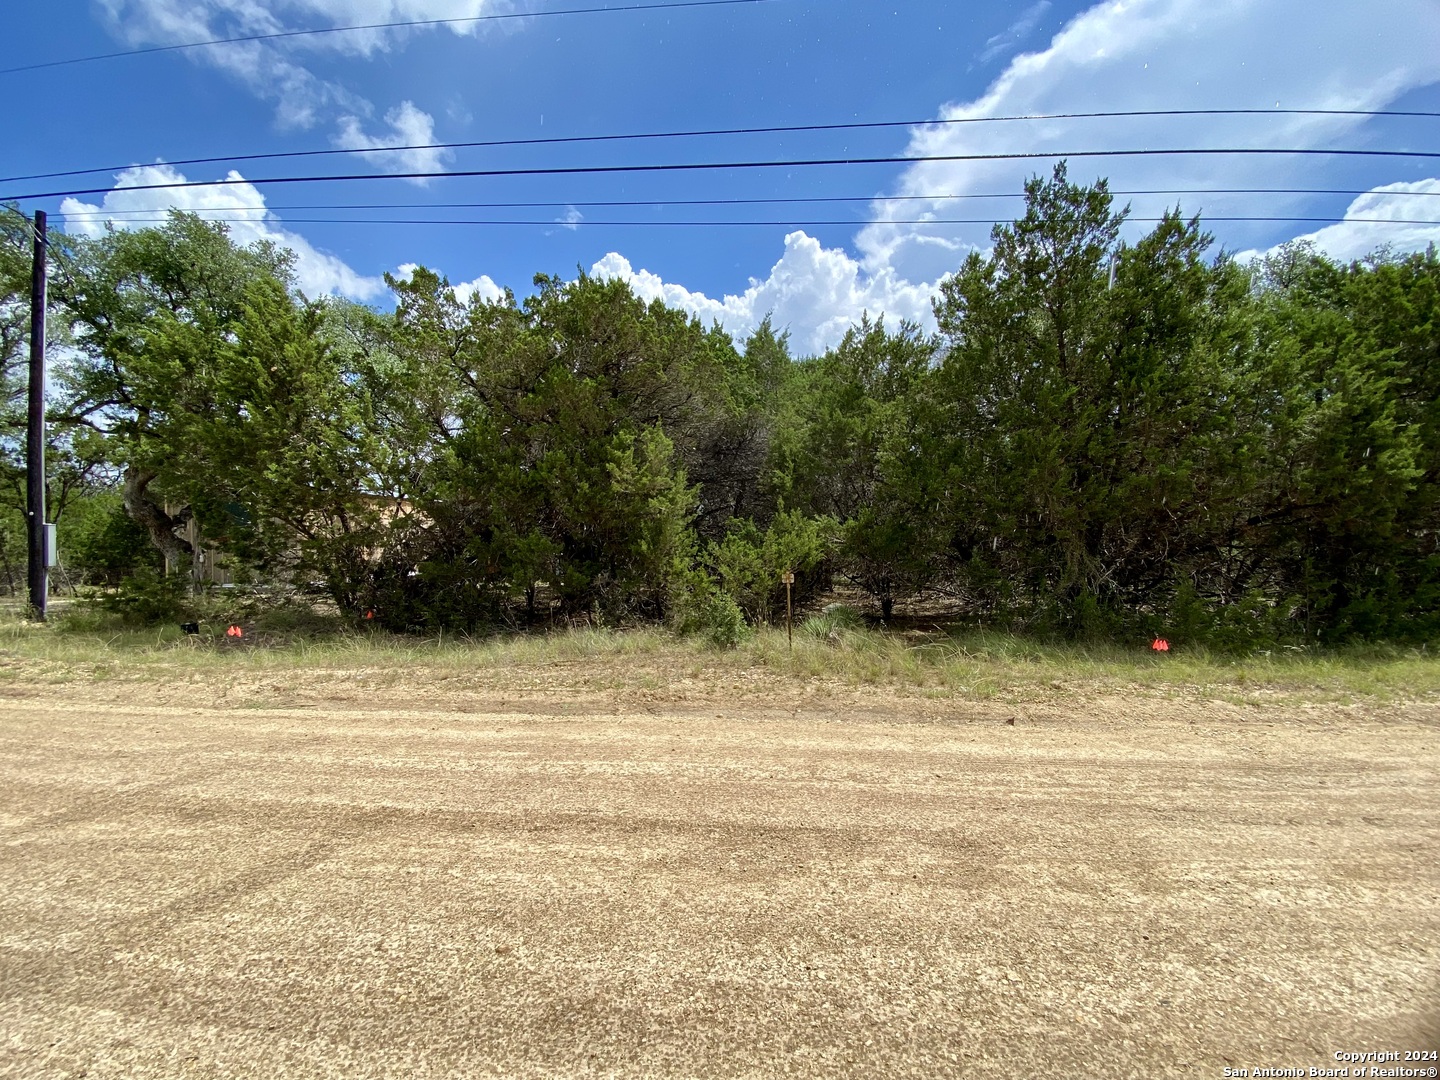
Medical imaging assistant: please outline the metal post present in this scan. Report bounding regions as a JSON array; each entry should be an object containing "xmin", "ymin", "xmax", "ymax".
[{"xmin": 26, "ymin": 210, "xmax": 47, "ymax": 621}]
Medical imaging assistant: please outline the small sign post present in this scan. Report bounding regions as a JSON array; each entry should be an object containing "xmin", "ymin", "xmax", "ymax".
[{"xmin": 782, "ymin": 571, "xmax": 795, "ymax": 650}]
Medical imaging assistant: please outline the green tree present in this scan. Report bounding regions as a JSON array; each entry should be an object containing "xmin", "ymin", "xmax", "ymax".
[
  {"xmin": 1244, "ymin": 243, "xmax": 1434, "ymax": 640},
  {"xmin": 55, "ymin": 214, "xmax": 392, "ymax": 606},
  {"xmin": 769, "ymin": 315, "xmax": 939, "ymax": 619},
  {"xmin": 931, "ymin": 163, "xmax": 1253, "ymax": 634},
  {"xmin": 55, "ymin": 213, "xmax": 295, "ymax": 575},
  {"xmin": 56, "ymin": 491, "xmax": 159, "ymax": 585},
  {"xmin": 368, "ymin": 270, "xmax": 733, "ymax": 627},
  {"xmin": 204, "ymin": 279, "xmax": 394, "ymax": 608},
  {"xmin": 0, "ymin": 206, "xmax": 112, "ymax": 573},
  {"xmin": 687, "ymin": 315, "xmax": 792, "ymax": 538},
  {"xmin": 707, "ymin": 509, "xmax": 834, "ymax": 624},
  {"xmin": 0, "ymin": 206, "xmax": 32, "ymax": 443}
]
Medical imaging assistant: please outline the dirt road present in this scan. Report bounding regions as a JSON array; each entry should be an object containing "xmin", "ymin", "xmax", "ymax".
[{"xmin": 1, "ymin": 672, "xmax": 1437, "ymax": 1078}]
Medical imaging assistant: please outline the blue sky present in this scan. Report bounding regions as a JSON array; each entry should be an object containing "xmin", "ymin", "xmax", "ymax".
[{"xmin": 5, "ymin": 0, "xmax": 1440, "ymax": 353}]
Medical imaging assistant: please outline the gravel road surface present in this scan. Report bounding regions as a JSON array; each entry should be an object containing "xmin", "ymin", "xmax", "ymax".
[{"xmin": 1, "ymin": 677, "xmax": 1436, "ymax": 1078}]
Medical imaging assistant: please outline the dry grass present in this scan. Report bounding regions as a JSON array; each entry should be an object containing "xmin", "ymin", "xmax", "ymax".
[{"xmin": 0, "ymin": 606, "xmax": 1436, "ymax": 707}]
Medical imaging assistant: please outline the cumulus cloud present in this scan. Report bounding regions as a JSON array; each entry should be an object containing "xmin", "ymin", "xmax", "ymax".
[
  {"xmin": 858, "ymin": 0, "xmax": 1440, "ymax": 283},
  {"xmin": 335, "ymin": 101, "xmax": 450, "ymax": 178},
  {"xmin": 60, "ymin": 165, "xmax": 386, "ymax": 301},
  {"xmin": 1239, "ymin": 179, "xmax": 1440, "ymax": 263},
  {"xmin": 452, "ymin": 275, "xmax": 507, "ymax": 306},
  {"xmin": 392, "ymin": 262, "xmax": 507, "ymax": 306},
  {"xmin": 592, "ymin": 233, "xmax": 941, "ymax": 356},
  {"xmin": 556, "ymin": 0, "xmax": 1440, "ymax": 353},
  {"xmin": 84, "ymin": 0, "xmax": 1440, "ymax": 354}
]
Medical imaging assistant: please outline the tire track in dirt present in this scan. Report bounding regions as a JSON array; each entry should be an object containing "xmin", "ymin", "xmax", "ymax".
[{"xmin": 0, "ymin": 683, "xmax": 1437, "ymax": 1078}]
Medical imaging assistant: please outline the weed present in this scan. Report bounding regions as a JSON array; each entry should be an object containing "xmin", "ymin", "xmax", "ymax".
[{"xmin": 0, "ymin": 608, "xmax": 1435, "ymax": 704}]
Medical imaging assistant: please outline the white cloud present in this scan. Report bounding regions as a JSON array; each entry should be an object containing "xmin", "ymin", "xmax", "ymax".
[
  {"xmin": 96, "ymin": 0, "xmax": 504, "ymax": 60},
  {"xmin": 262, "ymin": 0, "xmax": 507, "ymax": 52},
  {"xmin": 556, "ymin": 206, "xmax": 584, "ymax": 232},
  {"xmin": 94, "ymin": 1, "xmax": 503, "ymax": 152},
  {"xmin": 1239, "ymin": 179, "xmax": 1440, "ymax": 263},
  {"xmin": 392, "ymin": 262, "xmax": 506, "ymax": 306},
  {"xmin": 453, "ymin": 275, "xmax": 506, "ymax": 306},
  {"xmin": 60, "ymin": 165, "xmax": 386, "ymax": 301},
  {"xmin": 561, "ymin": 0, "xmax": 1440, "ymax": 353},
  {"xmin": 978, "ymin": 1, "xmax": 1051, "ymax": 64},
  {"xmin": 592, "ymin": 233, "xmax": 941, "ymax": 356},
  {"xmin": 335, "ymin": 101, "xmax": 450, "ymax": 178},
  {"xmin": 96, "ymin": 0, "xmax": 368, "ymax": 131},
  {"xmin": 858, "ymin": 0, "xmax": 1440, "ymax": 283}
]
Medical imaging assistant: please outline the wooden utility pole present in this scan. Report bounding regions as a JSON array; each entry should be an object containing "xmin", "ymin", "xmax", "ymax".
[{"xmin": 26, "ymin": 210, "xmax": 48, "ymax": 621}]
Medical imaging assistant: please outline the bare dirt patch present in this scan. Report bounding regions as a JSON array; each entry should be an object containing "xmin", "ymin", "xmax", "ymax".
[{"xmin": 1, "ymin": 663, "xmax": 1437, "ymax": 1078}]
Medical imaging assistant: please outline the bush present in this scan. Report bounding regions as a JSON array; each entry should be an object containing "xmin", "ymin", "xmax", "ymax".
[
  {"xmin": 695, "ymin": 590, "xmax": 749, "ymax": 649},
  {"xmin": 59, "ymin": 495, "xmax": 161, "ymax": 586},
  {"xmin": 96, "ymin": 569, "xmax": 191, "ymax": 625},
  {"xmin": 1208, "ymin": 591, "xmax": 1292, "ymax": 654},
  {"xmin": 1158, "ymin": 580, "xmax": 1292, "ymax": 655},
  {"xmin": 670, "ymin": 567, "xmax": 750, "ymax": 648},
  {"xmin": 707, "ymin": 510, "xmax": 834, "ymax": 624},
  {"xmin": 801, "ymin": 603, "xmax": 864, "ymax": 644}
]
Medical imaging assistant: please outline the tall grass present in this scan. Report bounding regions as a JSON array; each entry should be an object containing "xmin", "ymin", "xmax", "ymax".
[
  {"xmin": 744, "ymin": 625, "xmax": 1440, "ymax": 701},
  {"xmin": 0, "ymin": 606, "xmax": 1434, "ymax": 703}
]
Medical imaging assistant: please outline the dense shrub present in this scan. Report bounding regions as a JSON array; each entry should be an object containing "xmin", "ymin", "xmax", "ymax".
[
  {"xmin": 96, "ymin": 568, "xmax": 191, "ymax": 625},
  {"xmin": 4, "ymin": 178, "xmax": 1435, "ymax": 650}
]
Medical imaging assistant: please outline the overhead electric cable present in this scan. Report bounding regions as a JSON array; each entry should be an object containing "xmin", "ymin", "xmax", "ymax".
[
  {"xmin": 6, "ymin": 108, "xmax": 1439, "ymax": 186},
  {"xmin": 10, "ymin": 147, "xmax": 1440, "ymax": 203},
  {"xmin": 41, "ymin": 215, "xmax": 1440, "ymax": 228},
  {"xmin": 0, "ymin": 0, "xmax": 772, "ymax": 76},
  {"xmin": 49, "ymin": 188, "xmax": 1440, "ymax": 219}
]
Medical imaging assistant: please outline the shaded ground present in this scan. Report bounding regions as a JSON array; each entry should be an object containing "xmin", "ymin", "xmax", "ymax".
[{"xmin": 1, "ymin": 665, "xmax": 1437, "ymax": 1078}]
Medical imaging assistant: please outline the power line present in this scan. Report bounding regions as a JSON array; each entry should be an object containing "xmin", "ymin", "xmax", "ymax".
[
  {"xmin": 10, "ymin": 147, "xmax": 1440, "ymax": 203},
  {"xmin": 49, "ymin": 188, "xmax": 1440, "ymax": 218},
  {"xmin": 41, "ymin": 215, "xmax": 1440, "ymax": 228},
  {"xmin": 7, "ymin": 108, "xmax": 1439, "ymax": 186},
  {"xmin": 0, "ymin": 0, "xmax": 773, "ymax": 77}
]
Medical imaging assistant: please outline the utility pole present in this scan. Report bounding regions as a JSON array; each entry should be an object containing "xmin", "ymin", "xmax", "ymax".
[{"xmin": 27, "ymin": 210, "xmax": 47, "ymax": 621}]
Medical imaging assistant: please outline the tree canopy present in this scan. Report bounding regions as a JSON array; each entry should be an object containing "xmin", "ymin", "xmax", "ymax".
[{"xmin": 3, "ymin": 169, "xmax": 1436, "ymax": 647}]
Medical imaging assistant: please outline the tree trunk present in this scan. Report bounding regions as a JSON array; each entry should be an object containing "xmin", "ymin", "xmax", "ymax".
[{"xmin": 122, "ymin": 468, "xmax": 193, "ymax": 572}]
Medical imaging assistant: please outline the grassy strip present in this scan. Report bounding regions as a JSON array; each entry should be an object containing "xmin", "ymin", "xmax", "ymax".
[{"xmin": 0, "ymin": 607, "xmax": 1435, "ymax": 705}]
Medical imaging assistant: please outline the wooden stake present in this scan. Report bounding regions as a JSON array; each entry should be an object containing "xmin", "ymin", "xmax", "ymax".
[{"xmin": 783, "ymin": 570, "xmax": 794, "ymax": 650}]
